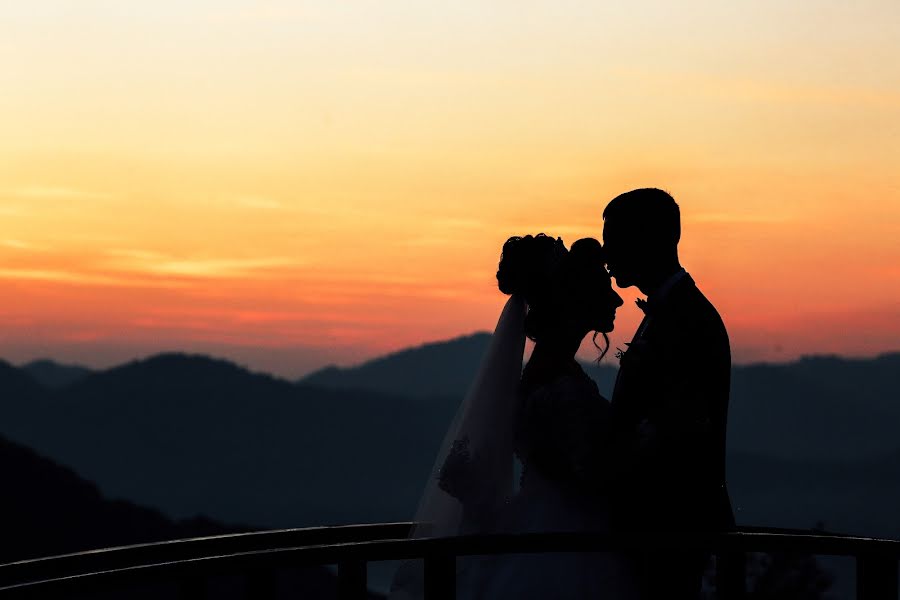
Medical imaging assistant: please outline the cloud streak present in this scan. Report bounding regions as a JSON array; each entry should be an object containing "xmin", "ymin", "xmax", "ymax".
[
  {"xmin": 0, "ymin": 268, "xmax": 188, "ymax": 288},
  {"xmin": 6, "ymin": 186, "xmax": 111, "ymax": 200},
  {"xmin": 1, "ymin": 239, "xmax": 47, "ymax": 251},
  {"xmin": 104, "ymin": 249, "xmax": 303, "ymax": 279}
]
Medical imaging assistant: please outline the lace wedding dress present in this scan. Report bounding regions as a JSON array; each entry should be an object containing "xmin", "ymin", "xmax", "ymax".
[{"xmin": 390, "ymin": 296, "xmax": 638, "ymax": 600}]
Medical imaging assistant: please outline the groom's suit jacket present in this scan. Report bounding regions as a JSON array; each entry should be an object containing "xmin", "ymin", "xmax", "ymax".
[{"xmin": 609, "ymin": 272, "xmax": 735, "ymax": 533}]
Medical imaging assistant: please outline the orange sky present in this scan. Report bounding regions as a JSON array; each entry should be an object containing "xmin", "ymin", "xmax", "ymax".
[{"xmin": 1, "ymin": 2, "xmax": 898, "ymax": 376}]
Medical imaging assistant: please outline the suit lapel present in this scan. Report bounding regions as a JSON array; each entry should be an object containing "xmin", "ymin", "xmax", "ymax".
[
  {"xmin": 632, "ymin": 313, "xmax": 651, "ymax": 343},
  {"xmin": 611, "ymin": 274, "xmax": 695, "ymax": 408}
]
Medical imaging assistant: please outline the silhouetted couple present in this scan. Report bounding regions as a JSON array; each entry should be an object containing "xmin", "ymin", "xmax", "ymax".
[{"xmin": 391, "ymin": 188, "xmax": 734, "ymax": 599}]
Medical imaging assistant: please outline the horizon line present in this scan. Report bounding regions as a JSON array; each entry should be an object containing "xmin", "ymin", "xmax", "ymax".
[{"xmin": 6, "ymin": 334, "xmax": 899, "ymax": 382}]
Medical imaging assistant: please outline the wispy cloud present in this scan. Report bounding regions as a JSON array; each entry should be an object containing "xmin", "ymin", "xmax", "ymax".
[
  {"xmin": 7, "ymin": 186, "xmax": 111, "ymax": 200},
  {"xmin": 1, "ymin": 239, "xmax": 46, "ymax": 251},
  {"xmin": 0, "ymin": 268, "xmax": 187, "ymax": 288},
  {"xmin": 148, "ymin": 258, "xmax": 299, "ymax": 278},
  {"xmin": 105, "ymin": 249, "xmax": 303, "ymax": 279}
]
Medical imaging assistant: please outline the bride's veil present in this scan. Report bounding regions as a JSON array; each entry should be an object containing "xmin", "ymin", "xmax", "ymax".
[{"xmin": 389, "ymin": 294, "xmax": 526, "ymax": 597}]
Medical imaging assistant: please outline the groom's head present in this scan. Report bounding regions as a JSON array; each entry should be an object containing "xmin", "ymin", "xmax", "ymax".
[{"xmin": 602, "ymin": 188, "xmax": 680, "ymax": 290}]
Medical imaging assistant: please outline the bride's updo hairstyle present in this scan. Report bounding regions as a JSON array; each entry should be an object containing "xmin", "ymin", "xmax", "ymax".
[{"xmin": 497, "ymin": 234, "xmax": 610, "ymax": 359}]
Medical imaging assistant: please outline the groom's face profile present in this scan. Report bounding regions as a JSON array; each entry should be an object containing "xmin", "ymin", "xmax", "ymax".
[
  {"xmin": 602, "ymin": 187, "xmax": 681, "ymax": 291},
  {"xmin": 602, "ymin": 220, "xmax": 640, "ymax": 289}
]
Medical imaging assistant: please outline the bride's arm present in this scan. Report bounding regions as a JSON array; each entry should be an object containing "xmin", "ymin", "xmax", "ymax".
[{"xmin": 518, "ymin": 376, "xmax": 611, "ymax": 491}]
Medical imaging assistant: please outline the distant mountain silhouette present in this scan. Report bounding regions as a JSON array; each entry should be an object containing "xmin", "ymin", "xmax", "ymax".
[
  {"xmin": 0, "ymin": 433, "xmax": 383, "ymax": 598},
  {"xmin": 302, "ymin": 332, "xmax": 494, "ymax": 399},
  {"xmin": 0, "ymin": 359, "xmax": 47, "ymax": 401},
  {"xmin": 0, "ymin": 353, "xmax": 455, "ymax": 530},
  {"xmin": 728, "ymin": 353, "xmax": 900, "ymax": 460},
  {"xmin": 302, "ymin": 332, "xmax": 622, "ymax": 400},
  {"xmin": 21, "ymin": 359, "xmax": 93, "ymax": 390},
  {"xmin": 306, "ymin": 341, "xmax": 900, "ymax": 460},
  {"xmin": 0, "ymin": 432, "xmax": 234, "ymax": 563},
  {"xmin": 0, "ymin": 346, "xmax": 898, "ymax": 549},
  {"xmin": 729, "ymin": 447, "xmax": 900, "ymax": 536}
]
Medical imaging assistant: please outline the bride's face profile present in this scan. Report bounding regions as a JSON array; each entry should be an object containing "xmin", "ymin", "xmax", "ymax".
[
  {"xmin": 590, "ymin": 269, "xmax": 624, "ymax": 333},
  {"xmin": 571, "ymin": 263, "xmax": 623, "ymax": 335},
  {"xmin": 562, "ymin": 238, "xmax": 623, "ymax": 337}
]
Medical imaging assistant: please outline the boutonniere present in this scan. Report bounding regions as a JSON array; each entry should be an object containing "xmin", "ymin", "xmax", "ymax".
[{"xmin": 616, "ymin": 339, "xmax": 651, "ymax": 363}]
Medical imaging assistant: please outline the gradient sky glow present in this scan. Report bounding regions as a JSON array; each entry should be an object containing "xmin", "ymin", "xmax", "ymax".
[{"xmin": 1, "ymin": 1, "xmax": 899, "ymax": 376}]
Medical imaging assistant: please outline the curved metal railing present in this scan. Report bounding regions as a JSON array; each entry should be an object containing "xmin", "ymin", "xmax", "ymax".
[{"xmin": 0, "ymin": 524, "xmax": 897, "ymax": 599}]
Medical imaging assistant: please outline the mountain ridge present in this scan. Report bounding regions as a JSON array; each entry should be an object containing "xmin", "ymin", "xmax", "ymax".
[
  {"xmin": 10, "ymin": 338, "xmax": 899, "ymax": 395},
  {"xmin": 0, "ymin": 432, "xmax": 382, "ymax": 598},
  {"xmin": 0, "ymin": 343, "xmax": 897, "ymax": 543},
  {"xmin": 301, "ymin": 332, "xmax": 494, "ymax": 399},
  {"xmin": 21, "ymin": 359, "xmax": 94, "ymax": 390},
  {"xmin": 0, "ymin": 431, "xmax": 241, "ymax": 562}
]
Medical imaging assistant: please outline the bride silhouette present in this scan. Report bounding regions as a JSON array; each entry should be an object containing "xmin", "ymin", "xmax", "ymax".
[{"xmin": 390, "ymin": 234, "xmax": 639, "ymax": 599}]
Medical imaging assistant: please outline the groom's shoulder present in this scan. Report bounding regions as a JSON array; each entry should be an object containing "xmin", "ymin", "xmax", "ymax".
[{"xmin": 670, "ymin": 277, "xmax": 728, "ymax": 337}]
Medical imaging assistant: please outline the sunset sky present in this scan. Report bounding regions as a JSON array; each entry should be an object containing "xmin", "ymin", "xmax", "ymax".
[{"xmin": 1, "ymin": 1, "xmax": 898, "ymax": 377}]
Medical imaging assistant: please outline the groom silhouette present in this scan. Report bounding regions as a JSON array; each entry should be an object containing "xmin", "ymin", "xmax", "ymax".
[{"xmin": 603, "ymin": 188, "xmax": 735, "ymax": 599}]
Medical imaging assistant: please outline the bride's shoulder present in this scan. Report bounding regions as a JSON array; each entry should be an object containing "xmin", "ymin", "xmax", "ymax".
[
  {"xmin": 520, "ymin": 360, "xmax": 605, "ymax": 404},
  {"xmin": 517, "ymin": 364, "xmax": 610, "ymax": 433}
]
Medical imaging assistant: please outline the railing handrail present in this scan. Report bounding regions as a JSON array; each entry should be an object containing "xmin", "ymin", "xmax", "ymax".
[
  {"xmin": 0, "ymin": 522, "xmax": 413, "ymax": 589},
  {"xmin": 1, "ymin": 528, "xmax": 898, "ymax": 596}
]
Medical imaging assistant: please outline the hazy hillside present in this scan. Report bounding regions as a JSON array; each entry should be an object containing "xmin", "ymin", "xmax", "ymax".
[
  {"xmin": 728, "ymin": 353, "xmax": 900, "ymax": 460},
  {"xmin": 21, "ymin": 359, "xmax": 93, "ymax": 390},
  {"xmin": 302, "ymin": 332, "xmax": 621, "ymax": 400},
  {"xmin": 302, "ymin": 340, "xmax": 900, "ymax": 539},
  {"xmin": 728, "ymin": 448, "xmax": 900, "ymax": 537},
  {"xmin": 0, "ymin": 432, "xmax": 234, "ymax": 563},
  {"xmin": 306, "ymin": 342, "xmax": 900, "ymax": 461},
  {"xmin": 0, "ymin": 433, "xmax": 380, "ymax": 598},
  {"xmin": 0, "ymin": 354, "xmax": 456, "ymax": 528},
  {"xmin": 302, "ymin": 333, "xmax": 494, "ymax": 399},
  {"xmin": 0, "ymin": 360, "xmax": 48, "ymax": 404},
  {"xmin": 0, "ymin": 344, "xmax": 898, "ymax": 548}
]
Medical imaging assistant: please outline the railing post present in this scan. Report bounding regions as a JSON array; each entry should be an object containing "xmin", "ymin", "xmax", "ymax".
[
  {"xmin": 424, "ymin": 553, "xmax": 455, "ymax": 600},
  {"xmin": 338, "ymin": 560, "xmax": 367, "ymax": 600},
  {"xmin": 716, "ymin": 552, "xmax": 746, "ymax": 600},
  {"xmin": 857, "ymin": 554, "xmax": 898, "ymax": 600}
]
